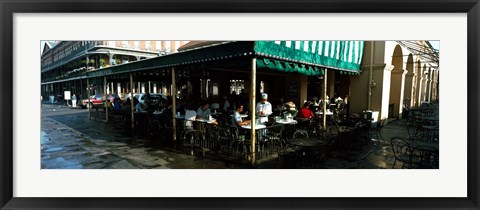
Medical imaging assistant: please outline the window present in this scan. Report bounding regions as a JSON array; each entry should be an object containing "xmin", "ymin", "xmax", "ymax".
[
  {"xmin": 156, "ymin": 41, "xmax": 162, "ymax": 51},
  {"xmin": 145, "ymin": 41, "xmax": 151, "ymax": 50},
  {"xmin": 229, "ymin": 80, "xmax": 245, "ymax": 95}
]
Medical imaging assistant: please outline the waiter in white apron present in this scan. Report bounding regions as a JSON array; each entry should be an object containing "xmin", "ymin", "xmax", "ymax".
[
  {"xmin": 256, "ymin": 93, "xmax": 272, "ymax": 144},
  {"xmin": 256, "ymin": 93, "xmax": 272, "ymax": 123}
]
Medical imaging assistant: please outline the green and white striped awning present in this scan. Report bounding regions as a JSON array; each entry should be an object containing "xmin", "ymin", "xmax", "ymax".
[
  {"xmin": 255, "ymin": 41, "xmax": 364, "ymax": 75},
  {"xmin": 45, "ymin": 41, "xmax": 365, "ymax": 83}
]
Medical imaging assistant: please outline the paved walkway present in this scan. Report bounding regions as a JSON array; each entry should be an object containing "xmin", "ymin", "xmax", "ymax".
[{"xmin": 41, "ymin": 102, "xmax": 416, "ymax": 169}]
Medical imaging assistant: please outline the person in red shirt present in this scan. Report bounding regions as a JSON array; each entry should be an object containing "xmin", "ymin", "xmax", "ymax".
[{"xmin": 298, "ymin": 101, "xmax": 315, "ymax": 119}]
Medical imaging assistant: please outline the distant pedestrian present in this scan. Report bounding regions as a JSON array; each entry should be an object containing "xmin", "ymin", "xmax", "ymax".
[
  {"xmin": 71, "ymin": 94, "xmax": 77, "ymax": 108},
  {"xmin": 49, "ymin": 94, "xmax": 55, "ymax": 104}
]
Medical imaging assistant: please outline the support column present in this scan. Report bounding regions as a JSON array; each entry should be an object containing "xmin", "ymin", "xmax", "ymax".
[
  {"xmin": 172, "ymin": 68, "xmax": 177, "ymax": 142},
  {"xmin": 421, "ymin": 75, "xmax": 428, "ymax": 102},
  {"xmin": 403, "ymin": 71, "xmax": 415, "ymax": 108},
  {"xmin": 117, "ymin": 83, "xmax": 121, "ymax": 98},
  {"xmin": 250, "ymin": 57, "xmax": 257, "ymax": 166},
  {"xmin": 371, "ymin": 65, "xmax": 394, "ymax": 120},
  {"xmin": 87, "ymin": 79, "xmax": 91, "ymax": 119},
  {"xmin": 299, "ymin": 75, "xmax": 308, "ymax": 105},
  {"xmin": 327, "ymin": 70, "xmax": 335, "ymax": 98},
  {"xmin": 201, "ymin": 79, "xmax": 207, "ymax": 100},
  {"xmin": 420, "ymin": 65, "xmax": 427, "ymax": 102},
  {"xmin": 415, "ymin": 64, "xmax": 423, "ymax": 107},
  {"xmin": 104, "ymin": 76, "xmax": 109, "ymax": 122},
  {"xmin": 109, "ymin": 54, "xmax": 114, "ymax": 65},
  {"xmin": 389, "ymin": 69, "xmax": 407, "ymax": 118},
  {"xmin": 426, "ymin": 68, "xmax": 433, "ymax": 102},
  {"xmin": 323, "ymin": 69, "xmax": 327, "ymax": 129},
  {"xmin": 130, "ymin": 74, "xmax": 134, "ymax": 130}
]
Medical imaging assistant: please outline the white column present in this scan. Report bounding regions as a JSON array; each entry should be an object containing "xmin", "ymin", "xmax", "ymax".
[{"xmin": 117, "ymin": 83, "xmax": 121, "ymax": 96}]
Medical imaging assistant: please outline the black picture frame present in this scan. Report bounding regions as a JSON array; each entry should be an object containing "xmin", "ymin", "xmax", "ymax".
[{"xmin": 1, "ymin": 0, "xmax": 479, "ymax": 209}]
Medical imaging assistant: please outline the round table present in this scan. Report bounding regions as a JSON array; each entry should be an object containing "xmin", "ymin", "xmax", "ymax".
[{"xmin": 275, "ymin": 119, "xmax": 297, "ymax": 124}]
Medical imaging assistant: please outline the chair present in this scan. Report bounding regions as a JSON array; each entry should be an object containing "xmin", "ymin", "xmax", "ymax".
[
  {"xmin": 412, "ymin": 145, "xmax": 439, "ymax": 169},
  {"xmin": 223, "ymin": 125, "xmax": 248, "ymax": 160},
  {"xmin": 390, "ymin": 137, "xmax": 415, "ymax": 169},
  {"xmin": 370, "ymin": 119, "xmax": 386, "ymax": 144},
  {"xmin": 184, "ymin": 109, "xmax": 197, "ymax": 129},
  {"xmin": 181, "ymin": 129, "xmax": 201, "ymax": 156},
  {"xmin": 264, "ymin": 124, "xmax": 285, "ymax": 155},
  {"xmin": 293, "ymin": 129, "xmax": 309, "ymax": 139}
]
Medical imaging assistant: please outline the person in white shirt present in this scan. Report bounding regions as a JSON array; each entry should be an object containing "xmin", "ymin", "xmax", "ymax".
[
  {"xmin": 232, "ymin": 103, "xmax": 251, "ymax": 127},
  {"xmin": 256, "ymin": 93, "xmax": 272, "ymax": 123},
  {"xmin": 196, "ymin": 101, "xmax": 211, "ymax": 119},
  {"xmin": 71, "ymin": 94, "xmax": 77, "ymax": 108}
]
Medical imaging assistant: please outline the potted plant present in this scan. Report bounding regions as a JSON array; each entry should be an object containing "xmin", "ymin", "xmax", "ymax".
[{"xmin": 99, "ymin": 58, "xmax": 106, "ymax": 68}]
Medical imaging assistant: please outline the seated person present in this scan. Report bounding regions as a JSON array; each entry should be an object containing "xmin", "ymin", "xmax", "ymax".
[
  {"xmin": 113, "ymin": 98, "xmax": 122, "ymax": 111},
  {"xmin": 135, "ymin": 102, "xmax": 147, "ymax": 112},
  {"xmin": 298, "ymin": 101, "xmax": 315, "ymax": 119},
  {"xmin": 232, "ymin": 104, "xmax": 251, "ymax": 127},
  {"xmin": 196, "ymin": 101, "xmax": 212, "ymax": 119}
]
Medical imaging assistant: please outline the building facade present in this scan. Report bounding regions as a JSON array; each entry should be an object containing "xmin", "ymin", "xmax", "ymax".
[
  {"xmin": 41, "ymin": 41, "xmax": 187, "ymax": 100},
  {"xmin": 41, "ymin": 40, "xmax": 439, "ymax": 123}
]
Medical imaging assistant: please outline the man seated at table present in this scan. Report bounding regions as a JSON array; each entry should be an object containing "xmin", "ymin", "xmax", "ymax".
[
  {"xmin": 298, "ymin": 101, "xmax": 315, "ymax": 119},
  {"xmin": 196, "ymin": 101, "xmax": 212, "ymax": 119},
  {"xmin": 232, "ymin": 103, "xmax": 251, "ymax": 127}
]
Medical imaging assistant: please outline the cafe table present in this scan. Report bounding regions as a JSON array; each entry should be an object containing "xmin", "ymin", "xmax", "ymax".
[
  {"xmin": 275, "ymin": 119, "xmax": 297, "ymax": 125},
  {"xmin": 286, "ymin": 138, "xmax": 329, "ymax": 166},
  {"xmin": 241, "ymin": 124, "xmax": 267, "ymax": 158},
  {"xmin": 315, "ymin": 111, "xmax": 334, "ymax": 116},
  {"xmin": 191, "ymin": 118, "xmax": 218, "ymax": 154}
]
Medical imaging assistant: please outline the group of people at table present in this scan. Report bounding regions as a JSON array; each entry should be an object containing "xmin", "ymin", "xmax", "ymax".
[{"xmin": 178, "ymin": 92, "xmax": 331, "ymax": 130}]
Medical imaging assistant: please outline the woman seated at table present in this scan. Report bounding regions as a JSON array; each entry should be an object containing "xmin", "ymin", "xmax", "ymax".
[
  {"xmin": 196, "ymin": 101, "xmax": 212, "ymax": 120},
  {"xmin": 298, "ymin": 101, "xmax": 315, "ymax": 119},
  {"xmin": 232, "ymin": 103, "xmax": 251, "ymax": 127}
]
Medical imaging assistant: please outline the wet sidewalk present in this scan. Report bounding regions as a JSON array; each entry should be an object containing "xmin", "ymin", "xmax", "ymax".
[{"xmin": 41, "ymin": 102, "xmax": 413, "ymax": 169}]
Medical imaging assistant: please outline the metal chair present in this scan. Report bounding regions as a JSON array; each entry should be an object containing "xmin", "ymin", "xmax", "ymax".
[
  {"xmin": 370, "ymin": 119, "xmax": 386, "ymax": 144},
  {"xmin": 264, "ymin": 124, "xmax": 285, "ymax": 156},
  {"xmin": 390, "ymin": 137, "xmax": 416, "ymax": 169},
  {"xmin": 412, "ymin": 145, "xmax": 439, "ymax": 169}
]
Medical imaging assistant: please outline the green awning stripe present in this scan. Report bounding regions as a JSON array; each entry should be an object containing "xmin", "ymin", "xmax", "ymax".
[
  {"xmin": 352, "ymin": 41, "xmax": 357, "ymax": 64},
  {"xmin": 357, "ymin": 41, "xmax": 364, "ymax": 64},
  {"xmin": 345, "ymin": 41, "xmax": 350, "ymax": 63},
  {"xmin": 327, "ymin": 41, "xmax": 333, "ymax": 58},
  {"xmin": 322, "ymin": 41, "xmax": 327, "ymax": 58}
]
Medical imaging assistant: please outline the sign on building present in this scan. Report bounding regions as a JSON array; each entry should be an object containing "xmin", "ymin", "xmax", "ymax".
[{"xmin": 64, "ymin": 91, "xmax": 71, "ymax": 100}]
